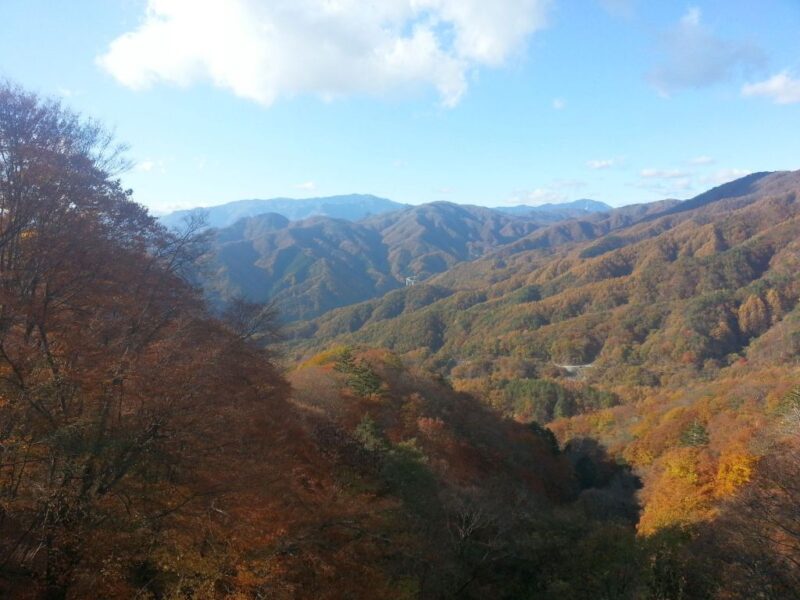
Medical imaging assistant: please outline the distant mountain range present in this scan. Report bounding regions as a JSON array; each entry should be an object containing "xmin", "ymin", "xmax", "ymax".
[
  {"xmin": 168, "ymin": 194, "xmax": 614, "ymax": 321},
  {"xmin": 161, "ymin": 194, "xmax": 407, "ymax": 229},
  {"xmin": 199, "ymin": 202, "xmax": 549, "ymax": 321},
  {"xmin": 191, "ymin": 178, "xmax": 798, "ymax": 329},
  {"xmin": 494, "ymin": 199, "xmax": 612, "ymax": 219},
  {"xmin": 161, "ymin": 194, "xmax": 614, "ymax": 230}
]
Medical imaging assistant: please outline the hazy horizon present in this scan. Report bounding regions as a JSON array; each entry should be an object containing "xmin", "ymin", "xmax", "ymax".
[
  {"xmin": 154, "ymin": 192, "xmax": 622, "ymax": 216},
  {"xmin": 153, "ymin": 171, "xmax": 776, "ymax": 216},
  {"xmin": 2, "ymin": 1, "xmax": 798, "ymax": 213}
]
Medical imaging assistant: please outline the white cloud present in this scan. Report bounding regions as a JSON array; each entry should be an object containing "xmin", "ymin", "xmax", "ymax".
[
  {"xmin": 742, "ymin": 71, "xmax": 800, "ymax": 105},
  {"xmin": 552, "ymin": 97, "xmax": 566, "ymax": 110},
  {"xmin": 633, "ymin": 166, "xmax": 752, "ymax": 198},
  {"xmin": 294, "ymin": 181, "xmax": 316, "ymax": 191},
  {"xmin": 700, "ymin": 168, "xmax": 751, "ymax": 186},
  {"xmin": 587, "ymin": 158, "xmax": 621, "ymax": 169},
  {"xmin": 98, "ymin": 0, "xmax": 551, "ymax": 108},
  {"xmin": 136, "ymin": 160, "xmax": 155, "ymax": 173},
  {"xmin": 632, "ymin": 178, "xmax": 695, "ymax": 197},
  {"xmin": 640, "ymin": 168, "xmax": 688, "ymax": 179},
  {"xmin": 506, "ymin": 188, "xmax": 567, "ymax": 206},
  {"xmin": 57, "ymin": 87, "xmax": 79, "ymax": 98},
  {"xmin": 649, "ymin": 7, "xmax": 764, "ymax": 95},
  {"xmin": 135, "ymin": 159, "xmax": 167, "ymax": 174},
  {"xmin": 689, "ymin": 155, "xmax": 715, "ymax": 165},
  {"xmin": 498, "ymin": 179, "xmax": 585, "ymax": 207}
]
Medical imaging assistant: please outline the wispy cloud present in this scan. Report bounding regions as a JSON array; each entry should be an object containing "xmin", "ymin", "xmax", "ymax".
[
  {"xmin": 633, "ymin": 166, "xmax": 752, "ymax": 198},
  {"xmin": 98, "ymin": 0, "xmax": 552, "ymax": 108},
  {"xmin": 742, "ymin": 71, "xmax": 800, "ymax": 105},
  {"xmin": 700, "ymin": 168, "xmax": 751, "ymax": 186},
  {"xmin": 504, "ymin": 178, "xmax": 587, "ymax": 206},
  {"xmin": 648, "ymin": 7, "xmax": 764, "ymax": 95},
  {"xmin": 632, "ymin": 178, "xmax": 695, "ymax": 197},
  {"xmin": 587, "ymin": 158, "xmax": 622, "ymax": 170},
  {"xmin": 640, "ymin": 168, "xmax": 688, "ymax": 179},
  {"xmin": 135, "ymin": 159, "xmax": 166, "ymax": 174},
  {"xmin": 294, "ymin": 181, "xmax": 316, "ymax": 191},
  {"xmin": 634, "ymin": 167, "xmax": 695, "ymax": 197},
  {"xmin": 552, "ymin": 97, "xmax": 566, "ymax": 110},
  {"xmin": 57, "ymin": 87, "xmax": 80, "ymax": 98},
  {"xmin": 507, "ymin": 188, "xmax": 568, "ymax": 206}
]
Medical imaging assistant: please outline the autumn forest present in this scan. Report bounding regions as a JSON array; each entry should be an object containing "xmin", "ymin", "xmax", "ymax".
[{"xmin": 1, "ymin": 80, "xmax": 799, "ymax": 600}]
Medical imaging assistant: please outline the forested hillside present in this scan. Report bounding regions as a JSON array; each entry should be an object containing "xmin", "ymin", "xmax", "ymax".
[
  {"xmin": 3, "ymin": 83, "xmax": 799, "ymax": 600},
  {"xmin": 6, "ymin": 0, "xmax": 799, "ymax": 594},
  {"xmin": 0, "ymin": 81, "xmax": 685, "ymax": 600},
  {"xmin": 199, "ymin": 202, "xmax": 556, "ymax": 320},
  {"xmin": 281, "ymin": 168, "xmax": 800, "ymax": 598},
  {"xmin": 288, "ymin": 170, "xmax": 800, "ymax": 398}
]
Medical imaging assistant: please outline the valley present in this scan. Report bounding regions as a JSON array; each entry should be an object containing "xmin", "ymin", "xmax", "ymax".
[
  {"xmin": 3, "ymin": 0, "xmax": 800, "ymax": 592},
  {"xmin": 159, "ymin": 166, "xmax": 800, "ymax": 597}
]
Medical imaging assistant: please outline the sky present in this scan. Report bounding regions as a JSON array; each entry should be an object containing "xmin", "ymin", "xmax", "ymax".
[{"xmin": 1, "ymin": 0, "xmax": 799, "ymax": 214}]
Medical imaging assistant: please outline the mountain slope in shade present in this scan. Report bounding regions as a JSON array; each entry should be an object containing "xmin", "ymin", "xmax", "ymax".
[
  {"xmin": 202, "ymin": 214, "xmax": 397, "ymax": 321},
  {"xmin": 202, "ymin": 202, "xmax": 551, "ymax": 321},
  {"xmin": 161, "ymin": 194, "xmax": 407, "ymax": 229}
]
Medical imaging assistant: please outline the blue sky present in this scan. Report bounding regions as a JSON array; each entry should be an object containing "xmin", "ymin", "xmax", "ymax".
[{"xmin": 1, "ymin": 0, "xmax": 799, "ymax": 213}]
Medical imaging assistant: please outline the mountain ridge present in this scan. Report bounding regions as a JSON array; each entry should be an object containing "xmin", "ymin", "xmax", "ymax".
[
  {"xmin": 161, "ymin": 194, "xmax": 615, "ymax": 230},
  {"xmin": 199, "ymin": 176, "xmax": 787, "ymax": 323},
  {"xmin": 494, "ymin": 198, "xmax": 612, "ymax": 219},
  {"xmin": 161, "ymin": 193, "xmax": 407, "ymax": 229},
  {"xmin": 201, "ymin": 202, "xmax": 547, "ymax": 320},
  {"xmin": 285, "ymin": 170, "xmax": 800, "ymax": 382}
]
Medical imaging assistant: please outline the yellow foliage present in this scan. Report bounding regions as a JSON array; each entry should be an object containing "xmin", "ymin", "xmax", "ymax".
[
  {"xmin": 623, "ymin": 443, "xmax": 654, "ymax": 467},
  {"xmin": 662, "ymin": 447, "xmax": 700, "ymax": 484},
  {"xmin": 638, "ymin": 447, "xmax": 715, "ymax": 534},
  {"xmin": 299, "ymin": 345, "xmax": 352, "ymax": 368},
  {"xmin": 737, "ymin": 294, "xmax": 770, "ymax": 337},
  {"xmin": 714, "ymin": 451, "xmax": 755, "ymax": 497},
  {"xmin": 637, "ymin": 474, "xmax": 712, "ymax": 535}
]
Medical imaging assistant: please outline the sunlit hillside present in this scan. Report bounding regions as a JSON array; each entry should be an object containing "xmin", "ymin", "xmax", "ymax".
[{"xmin": 3, "ymin": 0, "xmax": 800, "ymax": 597}]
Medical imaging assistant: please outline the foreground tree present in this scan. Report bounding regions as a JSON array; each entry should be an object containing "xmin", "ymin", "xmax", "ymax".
[{"xmin": 0, "ymin": 83, "xmax": 306, "ymax": 598}]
